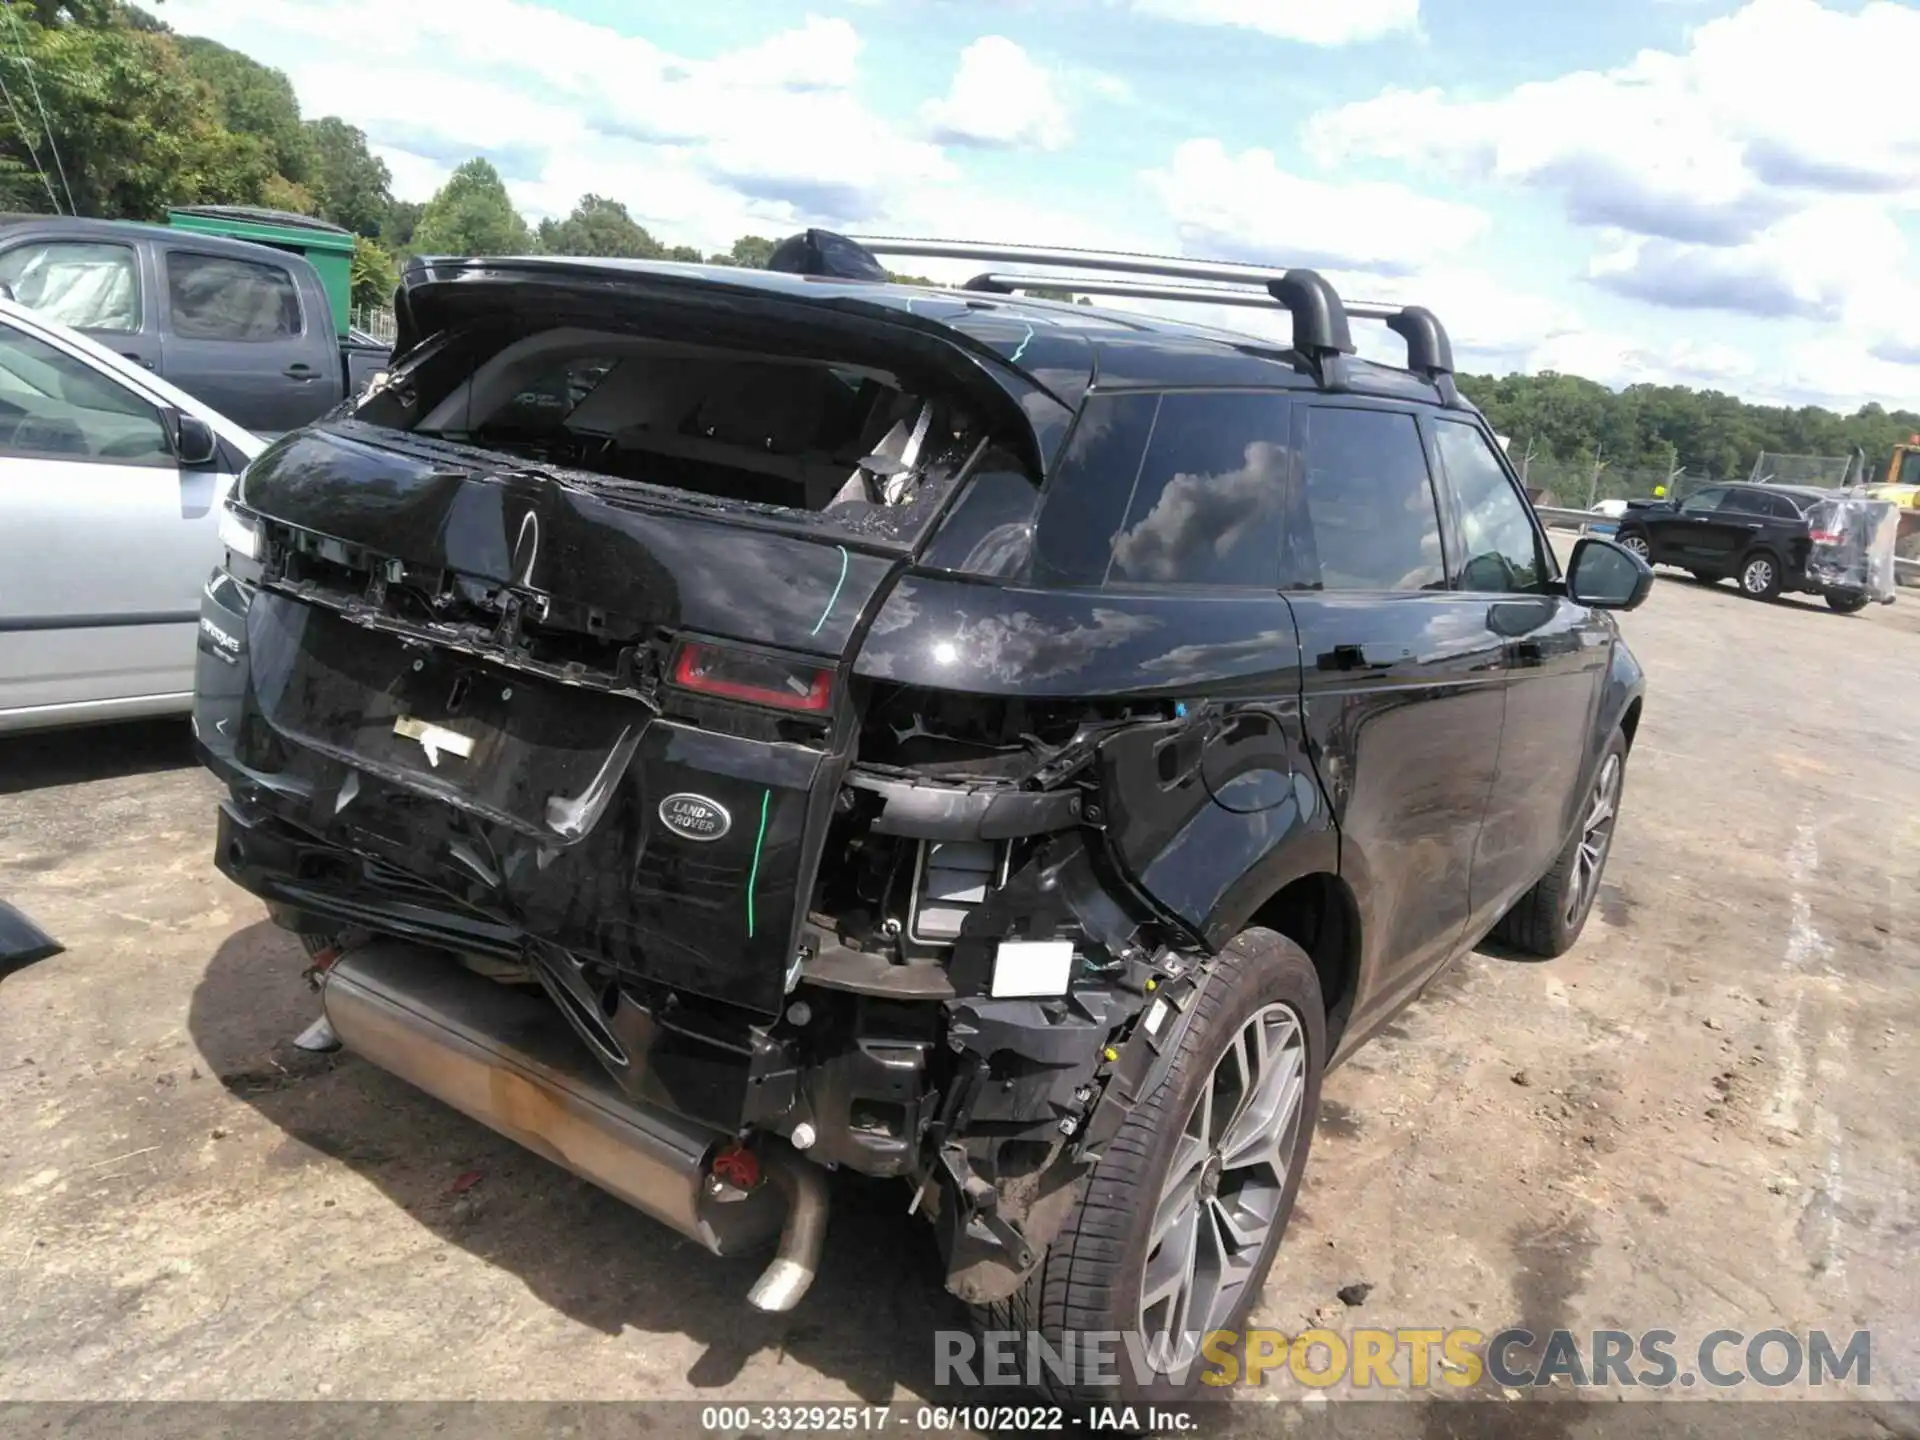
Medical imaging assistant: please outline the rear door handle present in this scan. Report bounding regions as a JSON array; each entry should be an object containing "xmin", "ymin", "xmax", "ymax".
[
  {"xmin": 120, "ymin": 351, "xmax": 154, "ymax": 370},
  {"xmin": 284, "ymin": 362, "xmax": 318, "ymax": 380}
]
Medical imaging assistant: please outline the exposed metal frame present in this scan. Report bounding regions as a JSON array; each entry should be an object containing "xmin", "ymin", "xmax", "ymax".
[{"xmin": 849, "ymin": 237, "xmax": 1456, "ymax": 386}]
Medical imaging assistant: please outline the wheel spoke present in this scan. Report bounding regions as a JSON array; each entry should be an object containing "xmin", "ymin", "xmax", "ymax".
[
  {"xmin": 1221, "ymin": 1043, "xmax": 1303, "ymax": 1173},
  {"xmin": 1139, "ymin": 1002, "xmax": 1309, "ymax": 1345},
  {"xmin": 1149, "ymin": 1137, "xmax": 1205, "ymax": 1250},
  {"xmin": 1141, "ymin": 1200, "xmax": 1200, "ymax": 1332}
]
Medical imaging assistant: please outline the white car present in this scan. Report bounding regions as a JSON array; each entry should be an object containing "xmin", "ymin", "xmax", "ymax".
[{"xmin": 0, "ymin": 297, "xmax": 262, "ymax": 734}]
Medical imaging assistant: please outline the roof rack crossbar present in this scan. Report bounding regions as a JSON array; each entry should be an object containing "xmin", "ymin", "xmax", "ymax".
[
  {"xmin": 856, "ymin": 236, "xmax": 1360, "ymax": 365},
  {"xmin": 864, "ymin": 237, "xmax": 1450, "ymax": 380},
  {"xmin": 962, "ymin": 273, "xmax": 1292, "ymax": 312}
]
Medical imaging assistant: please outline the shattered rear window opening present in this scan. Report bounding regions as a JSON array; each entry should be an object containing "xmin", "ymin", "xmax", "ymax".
[{"xmin": 350, "ymin": 321, "xmax": 1013, "ymax": 546}]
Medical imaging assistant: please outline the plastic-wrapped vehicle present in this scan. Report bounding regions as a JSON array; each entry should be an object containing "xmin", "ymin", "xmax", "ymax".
[
  {"xmin": 192, "ymin": 232, "xmax": 1650, "ymax": 1404},
  {"xmin": 1803, "ymin": 495, "xmax": 1901, "ymax": 611}
]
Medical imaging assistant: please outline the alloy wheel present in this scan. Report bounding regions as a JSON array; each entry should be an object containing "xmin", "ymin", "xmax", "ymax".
[
  {"xmin": 1566, "ymin": 752, "xmax": 1622, "ymax": 926},
  {"xmin": 1139, "ymin": 1003, "xmax": 1307, "ymax": 1353},
  {"xmin": 1620, "ymin": 534, "xmax": 1651, "ymax": 561},
  {"xmin": 1742, "ymin": 557, "xmax": 1775, "ymax": 595}
]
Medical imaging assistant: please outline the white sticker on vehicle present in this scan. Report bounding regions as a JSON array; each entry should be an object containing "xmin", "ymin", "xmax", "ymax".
[{"xmin": 393, "ymin": 715, "xmax": 475, "ymax": 768}]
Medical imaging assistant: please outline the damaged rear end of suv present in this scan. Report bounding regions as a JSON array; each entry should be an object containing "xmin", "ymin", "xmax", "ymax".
[{"xmin": 195, "ymin": 232, "xmax": 1649, "ymax": 1404}]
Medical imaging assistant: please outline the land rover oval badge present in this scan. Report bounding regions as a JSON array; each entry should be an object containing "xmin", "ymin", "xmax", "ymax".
[{"xmin": 658, "ymin": 793, "xmax": 731, "ymax": 842}]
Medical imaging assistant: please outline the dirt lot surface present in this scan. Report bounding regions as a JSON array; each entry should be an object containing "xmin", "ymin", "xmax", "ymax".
[{"xmin": 3, "ymin": 560, "xmax": 1917, "ymax": 1430}]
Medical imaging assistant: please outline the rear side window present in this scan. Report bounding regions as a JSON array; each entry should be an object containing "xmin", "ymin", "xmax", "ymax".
[
  {"xmin": 1032, "ymin": 391, "xmax": 1158, "ymax": 586},
  {"xmin": 1033, "ymin": 390, "xmax": 1291, "ymax": 588},
  {"xmin": 1298, "ymin": 406, "xmax": 1445, "ymax": 591},
  {"xmin": 1433, "ymin": 419, "xmax": 1548, "ymax": 594},
  {"xmin": 0, "ymin": 241, "xmax": 141, "ymax": 333},
  {"xmin": 166, "ymin": 252, "xmax": 303, "ymax": 341},
  {"xmin": 1106, "ymin": 392, "xmax": 1290, "ymax": 587}
]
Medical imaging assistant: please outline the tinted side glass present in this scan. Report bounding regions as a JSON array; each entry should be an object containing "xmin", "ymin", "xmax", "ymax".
[
  {"xmin": 166, "ymin": 252, "xmax": 303, "ymax": 341},
  {"xmin": 1032, "ymin": 391, "xmax": 1158, "ymax": 586},
  {"xmin": 1721, "ymin": 489, "xmax": 1767, "ymax": 515},
  {"xmin": 0, "ymin": 242, "xmax": 141, "ymax": 333},
  {"xmin": 1679, "ymin": 486, "xmax": 1727, "ymax": 515},
  {"xmin": 1107, "ymin": 392, "xmax": 1290, "ymax": 587},
  {"xmin": 1299, "ymin": 406, "xmax": 1445, "ymax": 591},
  {"xmin": 1434, "ymin": 420, "xmax": 1548, "ymax": 594},
  {"xmin": 0, "ymin": 321, "xmax": 171, "ymax": 465}
]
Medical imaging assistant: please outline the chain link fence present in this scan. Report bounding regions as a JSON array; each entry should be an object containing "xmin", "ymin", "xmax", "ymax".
[
  {"xmin": 1512, "ymin": 457, "xmax": 1705, "ymax": 509},
  {"xmin": 1746, "ymin": 451, "xmax": 1853, "ymax": 487}
]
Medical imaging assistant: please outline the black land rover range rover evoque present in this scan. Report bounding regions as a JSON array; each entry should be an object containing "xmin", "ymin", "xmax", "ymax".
[{"xmin": 192, "ymin": 229, "xmax": 1651, "ymax": 1404}]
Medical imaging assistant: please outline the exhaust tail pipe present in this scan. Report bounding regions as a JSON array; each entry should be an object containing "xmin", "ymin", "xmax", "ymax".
[
  {"xmin": 747, "ymin": 1148, "xmax": 829, "ymax": 1312},
  {"xmin": 322, "ymin": 940, "xmax": 820, "ymax": 1300}
]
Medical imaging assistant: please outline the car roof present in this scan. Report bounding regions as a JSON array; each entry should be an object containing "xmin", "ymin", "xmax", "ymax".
[
  {"xmin": 0, "ymin": 212, "xmax": 309, "ymax": 265},
  {"xmin": 1730, "ymin": 482, "xmax": 1834, "ymax": 500},
  {"xmin": 401, "ymin": 254, "xmax": 1480, "ymax": 419}
]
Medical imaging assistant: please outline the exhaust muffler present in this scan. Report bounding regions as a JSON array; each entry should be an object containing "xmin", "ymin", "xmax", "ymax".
[{"xmin": 321, "ymin": 940, "xmax": 823, "ymax": 1301}]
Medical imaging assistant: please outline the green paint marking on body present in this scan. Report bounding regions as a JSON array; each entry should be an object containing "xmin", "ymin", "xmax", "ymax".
[
  {"xmin": 811, "ymin": 545, "xmax": 850, "ymax": 637},
  {"xmin": 746, "ymin": 788, "xmax": 771, "ymax": 938}
]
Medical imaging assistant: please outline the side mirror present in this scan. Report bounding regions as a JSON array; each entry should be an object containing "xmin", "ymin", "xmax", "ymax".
[
  {"xmin": 171, "ymin": 412, "xmax": 219, "ymax": 467},
  {"xmin": 1567, "ymin": 536, "xmax": 1653, "ymax": 611}
]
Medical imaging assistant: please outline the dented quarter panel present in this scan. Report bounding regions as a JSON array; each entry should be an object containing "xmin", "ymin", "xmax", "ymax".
[
  {"xmin": 853, "ymin": 574, "xmax": 1302, "ymax": 698},
  {"xmin": 858, "ymin": 571, "xmax": 1330, "ymax": 951},
  {"xmin": 241, "ymin": 423, "xmax": 899, "ymax": 660}
]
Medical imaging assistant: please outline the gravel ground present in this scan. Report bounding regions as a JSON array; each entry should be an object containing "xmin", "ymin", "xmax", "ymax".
[{"xmin": 1, "ymin": 558, "xmax": 1916, "ymax": 1433}]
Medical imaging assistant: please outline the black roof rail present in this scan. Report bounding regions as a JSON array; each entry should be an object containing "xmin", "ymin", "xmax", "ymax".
[{"xmin": 851, "ymin": 236, "xmax": 1454, "ymax": 393}]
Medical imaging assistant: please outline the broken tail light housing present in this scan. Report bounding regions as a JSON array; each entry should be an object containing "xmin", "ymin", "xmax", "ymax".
[
  {"xmin": 671, "ymin": 640, "xmax": 834, "ymax": 713},
  {"xmin": 1810, "ymin": 528, "xmax": 1843, "ymax": 545}
]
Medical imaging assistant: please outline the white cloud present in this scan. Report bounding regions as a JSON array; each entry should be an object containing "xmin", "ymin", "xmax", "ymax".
[
  {"xmin": 1584, "ymin": 201, "xmax": 1909, "ymax": 323},
  {"xmin": 1144, "ymin": 138, "xmax": 1489, "ymax": 277},
  {"xmin": 1305, "ymin": 0, "xmax": 1920, "ymax": 249},
  {"xmin": 920, "ymin": 38, "xmax": 1072, "ymax": 151},
  {"xmin": 160, "ymin": 0, "xmax": 950, "ymax": 239},
  {"xmin": 1131, "ymin": 0, "xmax": 1420, "ymax": 46}
]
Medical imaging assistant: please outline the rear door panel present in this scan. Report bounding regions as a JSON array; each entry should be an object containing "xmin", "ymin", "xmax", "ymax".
[{"xmin": 157, "ymin": 244, "xmax": 336, "ymax": 434}]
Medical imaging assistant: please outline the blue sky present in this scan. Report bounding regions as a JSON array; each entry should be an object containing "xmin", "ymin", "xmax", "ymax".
[{"xmin": 162, "ymin": 0, "xmax": 1920, "ymax": 412}]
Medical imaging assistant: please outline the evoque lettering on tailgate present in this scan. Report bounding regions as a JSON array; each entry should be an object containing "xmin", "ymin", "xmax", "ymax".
[{"xmin": 657, "ymin": 793, "xmax": 731, "ymax": 842}]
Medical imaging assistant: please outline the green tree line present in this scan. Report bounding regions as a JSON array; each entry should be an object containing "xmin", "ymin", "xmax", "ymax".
[
  {"xmin": 3, "ymin": 3, "xmax": 1911, "ymax": 481},
  {"xmin": 1457, "ymin": 371, "xmax": 1920, "ymax": 494}
]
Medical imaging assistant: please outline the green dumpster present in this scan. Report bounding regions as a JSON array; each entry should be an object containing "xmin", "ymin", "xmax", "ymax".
[{"xmin": 166, "ymin": 206, "xmax": 357, "ymax": 339}]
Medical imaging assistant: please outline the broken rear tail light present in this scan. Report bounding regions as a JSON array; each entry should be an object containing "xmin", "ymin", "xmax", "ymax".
[
  {"xmin": 671, "ymin": 641, "xmax": 833, "ymax": 713},
  {"xmin": 1810, "ymin": 529, "xmax": 1842, "ymax": 545}
]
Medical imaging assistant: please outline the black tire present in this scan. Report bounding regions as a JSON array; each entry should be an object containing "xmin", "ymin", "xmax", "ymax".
[
  {"xmin": 982, "ymin": 929, "xmax": 1326, "ymax": 1407},
  {"xmin": 1491, "ymin": 729, "xmax": 1628, "ymax": 958},
  {"xmin": 1825, "ymin": 591, "xmax": 1870, "ymax": 615},
  {"xmin": 1616, "ymin": 528, "xmax": 1653, "ymax": 566},
  {"xmin": 1736, "ymin": 549, "xmax": 1783, "ymax": 600}
]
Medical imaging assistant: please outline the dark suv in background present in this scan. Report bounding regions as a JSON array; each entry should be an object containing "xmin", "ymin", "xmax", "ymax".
[
  {"xmin": 192, "ymin": 230, "xmax": 1651, "ymax": 1403},
  {"xmin": 1616, "ymin": 481, "xmax": 1873, "ymax": 611}
]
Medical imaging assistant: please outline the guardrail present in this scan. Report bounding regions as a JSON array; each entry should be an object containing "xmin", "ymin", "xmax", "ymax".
[{"xmin": 1532, "ymin": 504, "xmax": 1920, "ymax": 583}]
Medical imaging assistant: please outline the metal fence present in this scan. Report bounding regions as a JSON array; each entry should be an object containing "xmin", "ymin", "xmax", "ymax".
[
  {"xmin": 351, "ymin": 305, "xmax": 397, "ymax": 343},
  {"xmin": 1514, "ymin": 457, "xmax": 1705, "ymax": 508},
  {"xmin": 1747, "ymin": 451, "xmax": 1853, "ymax": 487}
]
